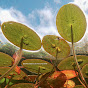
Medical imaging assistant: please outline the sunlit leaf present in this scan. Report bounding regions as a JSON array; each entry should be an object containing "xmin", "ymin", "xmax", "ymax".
[
  {"xmin": 0, "ymin": 52, "xmax": 13, "ymax": 67},
  {"xmin": 42, "ymin": 35, "xmax": 70, "ymax": 60},
  {"xmin": 1, "ymin": 21, "xmax": 41, "ymax": 50},
  {"xmin": 56, "ymin": 4, "xmax": 86, "ymax": 42},
  {"xmin": 58, "ymin": 55, "xmax": 88, "ymax": 70},
  {"xmin": 21, "ymin": 59, "xmax": 53, "ymax": 74}
]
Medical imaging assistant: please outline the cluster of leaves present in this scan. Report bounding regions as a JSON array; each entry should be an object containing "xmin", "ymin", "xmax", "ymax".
[{"xmin": 0, "ymin": 3, "xmax": 87, "ymax": 88}]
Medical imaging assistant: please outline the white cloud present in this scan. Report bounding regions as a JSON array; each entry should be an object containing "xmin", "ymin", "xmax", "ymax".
[
  {"xmin": 0, "ymin": 8, "xmax": 17, "ymax": 23},
  {"xmin": 28, "ymin": 6, "xmax": 59, "ymax": 38},
  {"xmin": 0, "ymin": 7, "xmax": 29, "ymax": 25},
  {"xmin": 54, "ymin": 0, "xmax": 61, "ymax": 4},
  {"xmin": 72, "ymin": 0, "xmax": 88, "ymax": 12}
]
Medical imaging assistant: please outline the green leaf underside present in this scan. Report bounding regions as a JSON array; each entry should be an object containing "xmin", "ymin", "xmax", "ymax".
[
  {"xmin": 0, "ymin": 52, "xmax": 13, "ymax": 67},
  {"xmin": 58, "ymin": 55, "xmax": 88, "ymax": 70},
  {"xmin": 74, "ymin": 85, "xmax": 84, "ymax": 88},
  {"xmin": 21, "ymin": 59, "xmax": 53, "ymax": 74},
  {"xmin": 82, "ymin": 64, "xmax": 88, "ymax": 78},
  {"xmin": 1, "ymin": 21, "xmax": 41, "ymax": 50},
  {"xmin": 10, "ymin": 83, "xmax": 34, "ymax": 88},
  {"xmin": 56, "ymin": 4, "xmax": 86, "ymax": 42},
  {"xmin": 0, "ymin": 67, "xmax": 26, "ymax": 80},
  {"xmin": 42, "ymin": 35, "xmax": 70, "ymax": 60}
]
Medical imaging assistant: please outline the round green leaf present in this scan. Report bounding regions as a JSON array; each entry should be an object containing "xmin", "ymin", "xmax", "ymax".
[
  {"xmin": 58, "ymin": 55, "xmax": 88, "ymax": 70},
  {"xmin": 10, "ymin": 83, "xmax": 34, "ymax": 88},
  {"xmin": 42, "ymin": 35, "xmax": 70, "ymax": 60},
  {"xmin": 82, "ymin": 64, "xmax": 88, "ymax": 78},
  {"xmin": 0, "ymin": 52, "xmax": 13, "ymax": 67},
  {"xmin": 56, "ymin": 4, "xmax": 86, "ymax": 42},
  {"xmin": 1, "ymin": 21, "xmax": 41, "ymax": 50},
  {"xmin": 21, "ymin": 59, "xmax": 53, "ymax": 74},
  {"xmin": 0, "ymin": 67, "xmax": 26, "ymax": 80}
]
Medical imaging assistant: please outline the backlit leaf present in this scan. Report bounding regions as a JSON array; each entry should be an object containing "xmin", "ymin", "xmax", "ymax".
[
  {"xmin": 1, "ymin": 21, "xmax": 41, "ymax": 50},
  {"xmin": 42, "ymin": 35, "xmax": 70, "ymax": 60},
  {"xmin": 0, "ymin": 52, "xmax": 13, "ymax": 67},
  {"xmin": 21, "ymin": 59, "xmax": 53, "ymax": 74},
  {"xmin": 58, "ymin": 55, "xmax": 88, "ymax": 70},
  {"xmin": 56, "ymin": 4, "xmax": 86, "ymax": 42}
]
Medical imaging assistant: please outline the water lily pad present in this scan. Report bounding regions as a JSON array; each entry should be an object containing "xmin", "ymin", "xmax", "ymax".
[
  {"xmin": 0, "ymin": 67, "xmax": 26, "ymax": 80},
  {"xmin": 56, "ymin": 4, "xmax": 86, "ymax": 42},
  {"xmin": 58, "ymin": 55, "xmax": 88, "ymax": 70},
  {"xmin": 21, "ymin": 59, "xmax": 53, "ymax": 74},
  {"xmin": 0, "ymin": 52, "xmax": 13, "ymax": 67},
  {"xmin": 74, "ymin": 85, "xmax": 84, "ymax": 88},
  {"xmin": 81, "ymin": 64, "xmax": 88, "ymax": 78},
  {"xmin": 42, "ymin": 35, "xmax": 70, "ymax": 60},
  {"xmin": 10, "ymin": 83, "xmax": 34, "ymax": 88},
  {"xmin": 1, "ymin": 21, "xmax": 41, "ymax": 50}
]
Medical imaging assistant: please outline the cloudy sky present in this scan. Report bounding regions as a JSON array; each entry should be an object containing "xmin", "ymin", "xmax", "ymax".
[{"xmin": 0, "ymin": 0, "xmax": 88, "ymax": 45}]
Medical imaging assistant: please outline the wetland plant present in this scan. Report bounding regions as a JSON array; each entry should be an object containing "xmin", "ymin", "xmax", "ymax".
[{"xmin": 0, "ymin": 3, "xmax": 87, "ymax": 88}]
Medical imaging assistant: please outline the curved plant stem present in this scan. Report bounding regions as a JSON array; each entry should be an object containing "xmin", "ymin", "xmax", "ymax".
[
  {"xmin": 0, "ymin": 38, "xmax": 23, "ymax": 80},
  {"xmin": 77, "ymin": 77, "xmax": 87, "ymax": 88},
  {"xmin": 71, "ymin": 25, "xmax": 88, "ymax": 88}
]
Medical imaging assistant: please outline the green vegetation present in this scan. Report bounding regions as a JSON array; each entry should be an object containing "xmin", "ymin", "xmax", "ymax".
[
  {"xmin": 0, "ymin": 3, "xmax": 87, "ymax": 88},
  {"xmin": 0, "ymin": 52, "xmax": 13, "ymax": 67},
  {"xmin": 1, "ymin": 21, "xmax": 41, "ymax": 50},
  {"xmin": 21, "ymin": 59, "xmax": 53, "ymax": 74},
  {"xmin": 56, "ymin": 4, "xmax": 86, "ymax": 42},
  {"xmin": 42, "ymin": 35, "xmax": 70, "ymax": 60}
]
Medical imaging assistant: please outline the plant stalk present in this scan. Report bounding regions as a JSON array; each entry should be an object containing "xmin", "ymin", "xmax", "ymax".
[
  {"xmin": 0, "ymin": 38, "xmax": 23, "ymax": 80},
  {"xmin": 71, "ymin": 25, "xmax": 88, "ymax": 88}
]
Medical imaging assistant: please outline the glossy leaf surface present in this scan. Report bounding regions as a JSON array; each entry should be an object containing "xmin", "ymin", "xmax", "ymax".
[
  {"xmin": 21, "ymin": 59, "xmax": 53, "ymax": 74},
  {"xmin": 1, "ymin": 21, "xmax": 41, "ymax": 50},
  {"xmin": 56, "ymin": 4, "xmax": 86, "ymax": 42},
  {"xmin": 42, "ymin": 35, "xmax": 70, "ymax": 60},
  {"xmin": 58, "ymin": 55, "xmax": 88, "ymax": 70},
  {"xmin": 0, "ymin": 52, "xmax": 13, "ymax": 67}
]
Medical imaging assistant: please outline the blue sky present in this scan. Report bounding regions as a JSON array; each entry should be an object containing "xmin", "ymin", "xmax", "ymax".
[
  {"xmin": 0, "ymin": 0, "xmax": 88, "ymax": 46},
  {"xmin": 0, "ymin": 0, "xmax": 73, "ymax": 16}
]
